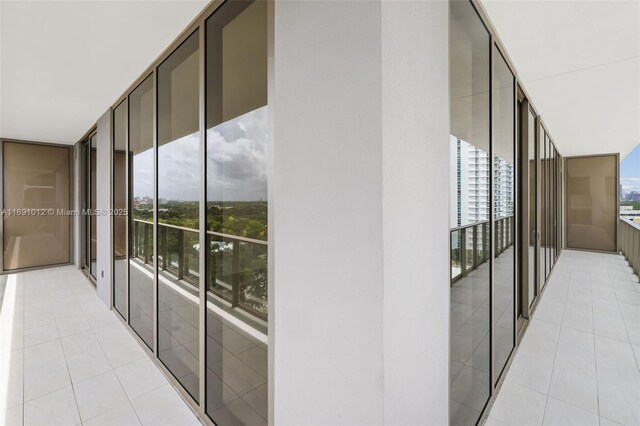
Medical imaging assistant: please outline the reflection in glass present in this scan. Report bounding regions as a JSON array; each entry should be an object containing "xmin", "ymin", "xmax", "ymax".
[
  {"xmin": 90, "ymin": 135, "xmax": 97, "ymax": 278},
  {"xmin": 3, "ymin": 142, "xmax": 70, "ymax": 270},
  {"xmin": 157, "ymin": 31, "xmax": 200, "ymax": 402},
  {"xmin": 114, "ymin": 101, "xmax": 127, "ymax": 318},
  {"xmin": 528, "ymin": 109, "xmax": 537, "ymax": 308},
  {"xmin": 129, "ymin": 75, "xmax": 154, "ymax": 349},
  {"xmin": 205, "ymin": 1, "xmax": 268, "ymax": 423},
  {"xmin": 541, "ymin": 134, "xmax": 547, "ymax": 286},
  {"xmin": 492, "ymin": 47, "xmax": 515, "ymax": 382},
  {"xmin": 449, "ymin": 0, "xmax": 491, "ymax": 423},
  {"xmin": 550, "ymin": 146, "xmax": 555, "ymax": 270}
]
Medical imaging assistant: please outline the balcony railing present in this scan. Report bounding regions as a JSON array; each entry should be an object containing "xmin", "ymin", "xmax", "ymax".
[
  {"xmin": 450, "ymin": 215, "xmax": 514, "ymax": 284},
  {"xmin": 619, "ymin": 217, "xmax": 640, "ymax": 276},
  {"xmin": 132, "ymin": 219, "xmax": 268, "ymax": 320}
]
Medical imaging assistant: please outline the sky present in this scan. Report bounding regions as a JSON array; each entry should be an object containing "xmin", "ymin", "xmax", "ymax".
[
  {"xmin": 621, "ymin": 144, "xmax": 640, "ymax": 195},
  {"xmin": 132, "ymin": 106, "xmax": 268, "ymax": 202}
]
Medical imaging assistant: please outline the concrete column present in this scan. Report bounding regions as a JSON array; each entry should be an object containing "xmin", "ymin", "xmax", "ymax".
[
  {"xmin": 381, "ymin": 1, "xmax": 449, "ymax": 424},
  {"xmin": 271, "ymin": 1, "xmax": 384, "ymax": 424},
  {"xmin": 272, "ymin": 0, "xmax": 449, "ymax": 423}
]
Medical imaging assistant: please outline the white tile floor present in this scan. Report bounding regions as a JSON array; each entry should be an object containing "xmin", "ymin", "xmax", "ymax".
[
  {"xmin": 488, "ymin": 250, "xmax": 640, "ymax": 426},
  {"xmin": 0, "ymin": 265, "xmax": 201, "ymax": 426}
]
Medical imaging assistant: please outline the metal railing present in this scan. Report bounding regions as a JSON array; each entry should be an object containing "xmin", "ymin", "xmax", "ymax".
[
  {"xmin": 450, "ymin": 215, "xmax": 514, "ymax": 284},
  {"xmin": 132, "ymin": 219, "xmax": 268, "ymax": 320},
  {"xmin": 619, "ymin": 217, "xmax": 640, "ymax": 276}
]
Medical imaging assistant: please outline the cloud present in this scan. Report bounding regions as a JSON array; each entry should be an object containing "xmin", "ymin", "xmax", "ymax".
[
  {"xmin": 621, "ymin": 177, "xmax": 640, "ymax": 194},
  {"xmin": 207, "ymin": 107, "xmax": 268, "ymax": 202},
  {"xmin": 130, "ymin": 106, "xmax": 268, "ymax": 202}
]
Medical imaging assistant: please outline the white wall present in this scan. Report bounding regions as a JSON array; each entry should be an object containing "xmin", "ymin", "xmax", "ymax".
[
  {"xmin": 381, "ymin": 1, "xmax": 449, "ymax": 423},
  {"xmin": 272, "ymin": 0, "xmax": 449, "ymax": 423},
  {"xmin": 95, "ymin": 110, "xmax": 112, "ymax": 307},
  {"xmin": 272, "ymin": 1, "xmax": 385, "ymax": 424}
]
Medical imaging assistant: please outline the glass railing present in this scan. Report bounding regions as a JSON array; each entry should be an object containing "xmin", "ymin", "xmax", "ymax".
[
  {"xmin": 450, "ymin": 215, "xmax": 514, "ymax": 284},
  {"xmin": 131, "ymin": 219, "xmax": 268, "ymax": 320},
  {"xmin": 619, "ymin": 217, "xmax": 640, "ymax": 277}
]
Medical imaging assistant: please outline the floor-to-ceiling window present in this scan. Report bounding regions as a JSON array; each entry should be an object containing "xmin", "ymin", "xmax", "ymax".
[
  {"xmin": 205, "ymin": 0, "xmax": 268, "ymax": 422},
  {"xmin": 2, "ymin": 141, "xmax": 71, "ymax": 270},
  {"xmin": 111, "ymin": 1, "xmax": 269, "ymax": 422},
  {"xmin": 129, "ymin": 75, "xmax": 154, "ymax": 349},
  {"xmin": 492, "ymin": 46, "xmax": 515, "ymax": 383},
  {"xmin": 157, "ymin": 30, "xmax": 201, "ymax": 401},
  {"xmin": 114, "ymin": 101, "xmax": 127, "ymax": 318},
  {"xmin": 83, "ymin": 133, "xmax": 97, "ymax": 280},
  {"xmin": 540, "ymin": 131, "xmax": 547, "ymax": 289},
  {"xmin": 527, "ymin": 108, "xmax": 537, "ymax": 309},
  {"xmin": 449, "ymin": 1, "xmax": 491, "ymax": 423}
]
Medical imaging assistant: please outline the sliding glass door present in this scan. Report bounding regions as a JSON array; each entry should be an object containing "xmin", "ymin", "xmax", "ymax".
[
  {"xmin": 492, "ymin": 46, "xmax": 516, "ymax": 383},
  {"xmin": 82, "ymin": 133, "xmax": 97, "ymax": 280},
  {"xmin": 129, "ymin": 75, "xmax": 154, "ymax": 349},
  {"xmin": 157, "ymin": 30, "xmax": 201, "ymax": 402},
  {"xmin": 205, "ymin": 0, "xmax": 268, "ymax": 421},
  {"xmin": 449, "ymin": 1, "xmax": 492, "ymax": 423}
]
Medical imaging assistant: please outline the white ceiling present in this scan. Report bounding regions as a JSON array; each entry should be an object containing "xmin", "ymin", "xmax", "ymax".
[
  {"xmin": 1, "ymin": 0, "xmax": 638, "ymax": 158},
  {"xmin": 0, "ymin": 0, "xmax": 209, "ymax": 145},
  {"xmin": 480, "ymin": 0, "xmax": 640, "ymax": 159}
]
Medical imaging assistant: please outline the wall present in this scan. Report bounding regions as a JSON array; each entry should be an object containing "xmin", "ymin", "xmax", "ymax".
[
  {"xmin": 381, "ymin": 1, "xmax": 449, "ymax": 423},
  {"xmin": 272, "ymin": 0, "xmax": 449, "ymax": 423},
  {"xmin": 95, "ymin": 110, "xmax": 112, "ymax": 306},
  {"xmin": 272, "ymin": 1, "xmax": 384, "ymax": 423}
]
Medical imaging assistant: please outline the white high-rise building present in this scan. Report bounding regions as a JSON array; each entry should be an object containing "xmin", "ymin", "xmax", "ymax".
[{"xmin": 450, "ymin": 136, "xmax": 491, "ymax": 228}]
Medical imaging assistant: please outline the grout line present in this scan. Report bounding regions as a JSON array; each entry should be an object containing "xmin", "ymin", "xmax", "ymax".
[
  {"xmin": 589, "ymin": 267, "xmax": 601, "ymax": 418},
  {"xmin": 22, "ymin": 274, "xmax": 26, "ymax": 425},
  {"xmin": 48, "ymin": 273, "xmax": 83, "ymax": 425},
  {"xmin": 540, "ymin": 253, "xmax": 570, "ymax": 424}
]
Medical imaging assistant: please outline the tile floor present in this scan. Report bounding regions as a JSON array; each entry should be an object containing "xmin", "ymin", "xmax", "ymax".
[
  {"xmin": 0, "ymin": 265, "xmax": 201, "ymax": 426},
  {"xmin": 487, "ymin": 250, "xmax": 640, "ymax": 425}
]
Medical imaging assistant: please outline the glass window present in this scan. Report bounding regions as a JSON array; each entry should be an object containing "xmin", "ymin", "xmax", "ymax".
[
  {"xmin": 540, "ymin": 132, "xmax": 547, "ymax": 288},
  {"xmin": 3, "ymin": 142, "xmax": 70, "ymax": 270},
  {"xmin": 547, "ymin": 142, "xmax": 551, "ymax": 275},
  {"xmin": 89, "ymin": 134, "xmax": 97, "ymax": 278},
  {"xmin": 492, "ymin": 46, "xmax": 515, "ymax": 383},
  {"xmin": 129, "ymin": 75, "xmax": 154, "ymax": 350},
  {"xmin": 157, "ymin": 31, "xmax": 200, "ymax": 402},
  {"xmin": 205, "ymin": 0, "xmax": 268, "ymax": 422},
  {"xmin": 551, "ymin": 145, "xmax": 556, "ymax": 267},
  {"xmin": 114, "ymin": 101, "xmax": 127, "ymax": 318},
  {"xmin": 528, "ymin": 109, "xmax": 537, "ymax": 308},
  {"xmin": 449, "ymin": 0, "xmax": 491, "ymax": 423}
]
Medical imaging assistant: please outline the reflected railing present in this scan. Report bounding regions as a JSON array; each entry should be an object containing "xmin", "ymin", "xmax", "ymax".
[
  {"xmin": 132, "ymin": 219, "xmax": 268, "ymax": 321},
  {"xmin": 450, "ymin": 215, "xmax": 514, "ymax": 284},
  {"xmin": 619, "ymin": 217, "xmax": 640, "ymax": 277}
]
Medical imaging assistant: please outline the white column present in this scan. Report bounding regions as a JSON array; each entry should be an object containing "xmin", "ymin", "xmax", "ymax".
[
  {"xmin": 381, "ymin": 1, "xmax": 449, "ymax": 424},
  {"xmin": 272, "ymin": 0, "xmax": 449, "ymax": 423},
  {"xmin": 271, "ymin": 1, "xmax": 385, "ymax": 424}
]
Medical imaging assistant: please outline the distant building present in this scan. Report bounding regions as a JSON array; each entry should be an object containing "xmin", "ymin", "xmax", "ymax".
[
  {"xmin": 627, "ymin": 191, "xmax": 640, "ymax": 202},
  {"xmin": 450, "ymin": 136, "xmax": 513, "ymax": 228}
]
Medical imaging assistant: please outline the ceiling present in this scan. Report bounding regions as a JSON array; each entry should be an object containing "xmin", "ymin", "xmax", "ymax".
[
  {"xmin": 1, "ymin": 0, "xmax": 638, "ymax": 158},
  {"xmin": 0, "ymin": 0, "xmax": 209, "ymax": 145},
  {"xmin": 481, "ymin": 0, "xmax": 640, "ymax": 159}
]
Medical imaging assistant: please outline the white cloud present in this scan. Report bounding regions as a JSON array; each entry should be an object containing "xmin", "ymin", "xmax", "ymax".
[{"xmin": 130, "ymin": 106, "xmax": 268, "ymax": 202}]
